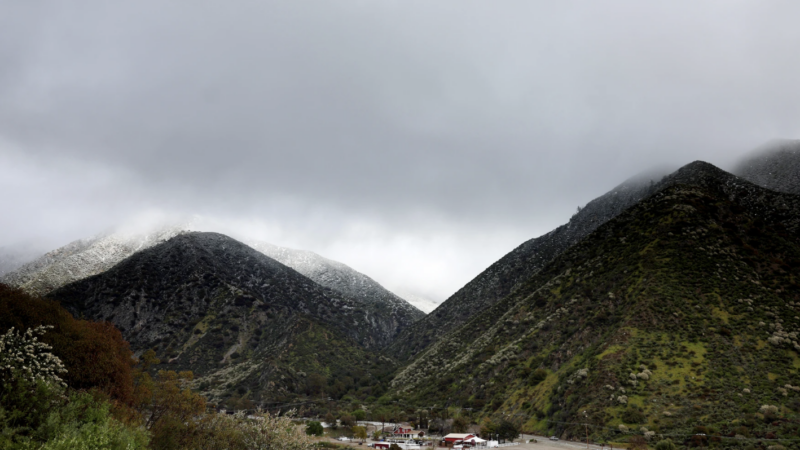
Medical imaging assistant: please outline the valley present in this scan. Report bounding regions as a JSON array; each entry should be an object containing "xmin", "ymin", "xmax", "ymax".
[{"xmin": 2, "ymin": 142, "xmax": 800, "ymax": 445}]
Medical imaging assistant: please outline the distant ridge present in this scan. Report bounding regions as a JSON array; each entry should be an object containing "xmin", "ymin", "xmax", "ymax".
[{"xmin": 247, "ymin": 241, "xmax": 424, "ymax": 323}]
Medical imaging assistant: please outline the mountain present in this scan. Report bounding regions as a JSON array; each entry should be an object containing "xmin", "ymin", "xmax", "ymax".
[
  {"xmin": 386, "ymin": 170, "xmax": 670, "ymax": 361},
  {"xmin": 2, "ymin": 227, "xmax": 424, "ymax": 328},
  {"xmin": 390, "ymin": 161, "xmax": 800, "ymax": 441},
  {"xmin": 388, "ymin": 143, "xmax": 800, "ymax": 363},
  {"xmin": 0, "ymin": 242, "xmax": 46, "ymax": 278},
  {"xmin": 1, "ymin": 227, "xmax": 186, "ymax": 296},
  {"xmin": 246, "ymin": 241, "xmax": 425, "ymax": 324},
  {"xmin": 47, "ymin": 232, "xmax": 402, "ymax": 406},
  {"xmin": 734, "ymin": 139, "xmax": 800, "ymax": 195}
]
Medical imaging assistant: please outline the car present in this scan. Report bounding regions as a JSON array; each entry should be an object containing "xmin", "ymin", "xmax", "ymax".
[
  {"xmin": 550, "ymin": 436, "xmax": 559, "ymax": 441},
  {"xmin": 338, "ymin": 437, "xmax": 351, "ymax": 441}
]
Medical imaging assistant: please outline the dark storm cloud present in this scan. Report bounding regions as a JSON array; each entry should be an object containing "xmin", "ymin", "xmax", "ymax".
[{"xmin": 3, "ymin": 1, "xmax": 800, "ymax": 303}]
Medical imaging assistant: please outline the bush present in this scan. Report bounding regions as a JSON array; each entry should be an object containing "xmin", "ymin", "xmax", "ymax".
[
  {"xmin": 529, "ymin": 369, "xmax": 548, "ymax": 386},
  {"xmin": 621, "ymin": 407, "xmax": 646, "ymax": 424},
  {"xmin": 306, "ymin": 421, "xmax": 323, "ymax": 436},
  {"xmin": 655, "ymin": 438, "xmax": 677, "ymax": 450},
  {"xmin": 0, "ymin": 284, "xmax": 135, "ymax": 404}
]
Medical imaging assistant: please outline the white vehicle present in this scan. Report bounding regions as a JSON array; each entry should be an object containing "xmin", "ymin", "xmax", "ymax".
[
  {"xmin": 337, "ymin": 437, "xmax": 351, "ymax": 441},
  {"xmin": 550, "ymin": 436, "xmax": 559, "ymax": 441}
]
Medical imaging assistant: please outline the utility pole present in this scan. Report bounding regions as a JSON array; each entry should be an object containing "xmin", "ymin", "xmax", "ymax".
[{"xmin": 583, "ymin": 410, "xmax": 589, "ymax": 450}]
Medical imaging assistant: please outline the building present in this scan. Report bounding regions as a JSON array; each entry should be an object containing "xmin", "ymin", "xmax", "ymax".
[{"xmin": 443, "ymin": 433, "xmax": 476, "ymax": 445}]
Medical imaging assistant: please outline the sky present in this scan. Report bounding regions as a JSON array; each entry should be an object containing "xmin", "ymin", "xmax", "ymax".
[{"xmin": 2, "ymin": 1, "xmax": 800, "ymax": 311}]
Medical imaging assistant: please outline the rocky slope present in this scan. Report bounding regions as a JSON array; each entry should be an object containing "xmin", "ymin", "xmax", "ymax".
[
  {"xmin": 734, "ymin": 139, "xmax": 800, "ymax": 195},
  {"xmin": 391, "ymin": 162, "xmax": 800, "ymax": 442},
  {"xmin": 247, "ymin": 241, "xmax": 425, "ymax": 324},
  {"xmin": 47, "ymin": 232, "xmax": 401, "ymax": 405}
]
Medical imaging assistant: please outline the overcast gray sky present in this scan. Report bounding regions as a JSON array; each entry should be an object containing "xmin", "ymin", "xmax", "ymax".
[{"xmin": 2, "ymin": 1, "xmax": 800, "ymax": 309}]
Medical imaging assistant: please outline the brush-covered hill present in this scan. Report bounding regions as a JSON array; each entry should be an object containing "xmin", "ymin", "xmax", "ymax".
[
  {"xmin": 47, "ymin": 232, "xmax": 401, "ymax": 406},
  {"xmin": 246, "ymin": 241, "xmax": 425, "ymax": 324},
  {"xmin": 735, "ymin": 140, "xmax": 800, "ymax": 196},
  {"xmin": 387, "ymin": 173, "xmax": 666, "ymax": 361},
  {"xmin": 391, "ymin": 162, "xmax": 800, "ymax": 443},
  {"xmin": 388, "ymin": 144, "xmax": 800, "ymax": 363}
]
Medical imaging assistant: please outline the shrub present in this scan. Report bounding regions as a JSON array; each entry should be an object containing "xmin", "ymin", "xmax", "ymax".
[
  {"xmin": 529, "ymin": 368, "xmax": 548, "ymax": 386},
  {"xmin": 0, "ymin": 284, "xmax": 135, "ymax": 404},
  {"xmin": 621, "ymin": 407, "xmax": 646, "ymax": 424},
  {"xmin": 306, "ymin": 421, "xmax": 323, "ymax": 436}
]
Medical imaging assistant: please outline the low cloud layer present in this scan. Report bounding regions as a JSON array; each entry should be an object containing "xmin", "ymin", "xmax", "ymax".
[{"xmin": 2, "ymin": 2, "xmax": 800, "ymax": 306}]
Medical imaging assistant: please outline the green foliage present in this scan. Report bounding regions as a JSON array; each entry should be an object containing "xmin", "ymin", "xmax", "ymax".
[
  {"xmin": 620, "ymin": 407, "xmax": 646, "ymax": 424},
  {"xmin": 352, "ymin": 409, "xmax": 366, "ymax": 421},
  {"xmin": 452, "ymin": 416, "xmax": 469, "ymax": 433},
  {"xmin": 0, "ymin": 379, "xmax": 148, "ymax": 449},
  {"xmin": 528, "ymin": 368, "xmax": 548, "ymax": 386},
  {"xmin": 306, "ymin": 421, "xmax": 323, "ymax": 436},
  {"xmin": 352, "ymin": 425, "xmax": 367, "ymax": 440},
  {"xmin": 481, "ymin": 418, "xmax": 520, "ymax": 441},
  {"xmin": 655, "ymin": 438, "xmax": 677, "ymax": 450}
]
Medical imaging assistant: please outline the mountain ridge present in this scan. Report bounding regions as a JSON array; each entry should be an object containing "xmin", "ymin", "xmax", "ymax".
[
  {"xmin": 390, "ymin": 163, "xmax": 800, "ymax": 440},
  {"xmin": 47, "ymin": 232, "xmax": 403, "ymax": 406},
  {"xmin": 387, "ymin": 156, "xmax": 800, "ymax": 362}
]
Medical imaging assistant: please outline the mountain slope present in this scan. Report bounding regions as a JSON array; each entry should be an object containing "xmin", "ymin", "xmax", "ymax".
[
  {"xmin": 734, "ymin": 139, "xmax": 800, "ymax": 195},
  {"xmin": 387, "ymin": 170, "xmax": 671, "ymax": 360},
  {"xmin": 1, "ymin": 227, "xmax": 186, "ymax": 296},
  {"xmin": 2, "ymin": 227, "xmax": 424, "ymax": 329},
  {"xmin": 0, "ymin": 242, "xmax": 46, "ymax": 278},
  {"xmin": 47, "ymin": 232, "xmax": 402, "ymax": 405},
  {"xmin": 246, "ymin": 241, "xmax": 425, "ymax": 324},
  {"xmin": 391, "ymin": 162, "xmax": 800, "ymax": 442},
  {"xmin": 388, "ymin": 150, "xmax": 800, "ymax": 362}
]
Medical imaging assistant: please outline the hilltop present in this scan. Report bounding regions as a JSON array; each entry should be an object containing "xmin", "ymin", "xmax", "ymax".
[
  {"xmin": 390, "ymin": 162, "xmax": 800, "ymax": 442},
  {"xmin": 47, "ymin": 232, "xmax": 402, "ymax": 406}
]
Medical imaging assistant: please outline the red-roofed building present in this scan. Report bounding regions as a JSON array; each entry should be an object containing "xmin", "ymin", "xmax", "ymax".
[{"xmin": 443, "ymin": 433, "xmax": 476, "ymax": 445}]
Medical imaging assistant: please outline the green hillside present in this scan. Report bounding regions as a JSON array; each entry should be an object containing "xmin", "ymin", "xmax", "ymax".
[{"xmin": 391, "ymin": 169, "xmax": 800, "ymax": 445}]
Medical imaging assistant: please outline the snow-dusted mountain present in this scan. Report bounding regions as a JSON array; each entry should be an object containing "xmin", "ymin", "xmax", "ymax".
[
  {"xmin": 0, "ymin": 242, "xmax": 47, "ymax": 278},
  {"xmin": 1, "ymin": 227, "xmax": 187, "ymax": 296},
  {"xmin": 246, "ymin": 241, "xmax": 425, "ymax": 321},
  {"xmin": 1, "ymin": 225, "xmax": 424, "ymax": 325},
  {"xmin": 734, "ymin": 139, "xmax": 800, "ymax": 195}
]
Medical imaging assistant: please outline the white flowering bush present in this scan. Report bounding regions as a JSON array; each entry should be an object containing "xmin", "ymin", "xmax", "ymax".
[
  {"xmin": 186, "ymin": 409, "xmax": 315, "ymax": 449},
  {"xmin": 0, "ymin": 326, "xmax": 66, "ymax": 386}
]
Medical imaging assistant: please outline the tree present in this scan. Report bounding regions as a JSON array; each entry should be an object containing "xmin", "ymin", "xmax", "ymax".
[
  {"xmin": 0, "ymin": 285, "xmax": 136, "ymax": 405},
  {"xmin": 306, "ymin": 421, "xmax": 323, "ymax": 436},
  {"xmin": 496, "ymin": 419, "xmax": 520, "ymax": 441},
  {"xmin": 340, "ymin": 414, "xmax": 356, "ymax": 427},
  {"xmin": 325, "ymin": 412, "xmax": 337, "ymax": 429},
  {"xmin": 452, "ymin": 416, "xmax": 469, "ymax": 433},
  {"xmin": 353, "ymin": 425, "xmax": 367, "ymax": 441},
  {"xmin": 352, "ymin": 409, "xmax": 366, "ymax": 421}
]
